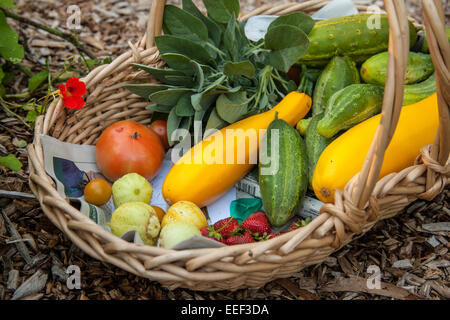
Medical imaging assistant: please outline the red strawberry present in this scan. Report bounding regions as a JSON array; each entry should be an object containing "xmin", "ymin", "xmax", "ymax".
[
  {"xmin": 241, "ymin": 211, "xmax": 271, "ymax": 236},
  {"xmin": 288, "ymin": 217, "xmax": 312, "ymax": 232},
  {"xmin": 200, "ymin": 226, "xmax": 222, "ymax": 242},
  {"xmin": 213, "ymin": 217, "xmax": 240, "ymax": 237},
  {"xmin": 225, "ymin": 231, "xmax": 254, "ymax": 245}
]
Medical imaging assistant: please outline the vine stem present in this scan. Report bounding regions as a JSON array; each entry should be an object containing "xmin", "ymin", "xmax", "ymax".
[{"xmin": 0, "ymin": 8, "xmax": 96, "ymax": 59}]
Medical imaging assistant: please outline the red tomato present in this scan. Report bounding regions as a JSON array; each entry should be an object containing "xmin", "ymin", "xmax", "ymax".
[
  {"xmin": 149, "ymin": 120, "xmax": 169, "ymax": 150},
  {"xmin": 96, "ymin": 120, "xmax": 165, "ymax": 182}
]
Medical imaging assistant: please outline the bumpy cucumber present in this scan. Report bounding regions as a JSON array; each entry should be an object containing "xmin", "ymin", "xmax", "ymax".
[
  {"xmin": 312, "ymin": 56, "xmax": 360, "ymax": 115},
  {"xmin": 299, "ymin": 14, "xmax": 417, "ymax": 66},
  {"xmin": 317, "ymin": 84, "xmax": 384, "ymax": 138},
  {"xmin": 305, "ymin": 113, "xmax": 335, "ymax": 189},
  {"xmin": 361, "ymin": 51, "xmax": 434, "ymax": 85},
  {"xmin": 259, "ymin": 117, "xmax": 308, "ymax": 227},
  {"xmin": 403, "ymin": 72, "xmax": 436, "ymax": 105}
]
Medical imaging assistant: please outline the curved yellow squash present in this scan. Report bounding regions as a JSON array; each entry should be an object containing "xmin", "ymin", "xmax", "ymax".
[
  {"xmin": 163, "ymin": 92, "xmax": 312, "ymax": 208},
  {"xmin": 312, "ymin": 93, "xmax": 439, "ymax": 203}
]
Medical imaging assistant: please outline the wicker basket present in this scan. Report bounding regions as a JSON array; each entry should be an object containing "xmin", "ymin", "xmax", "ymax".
[{"xmin": 28, "ymin": 0, "xmax": 449, "ymax": 291}]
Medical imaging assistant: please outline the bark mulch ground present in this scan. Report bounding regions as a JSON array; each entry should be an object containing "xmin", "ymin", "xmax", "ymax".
[{"xmin": 0, "ymin": 0, "xmax": 449, "ymax": 300}]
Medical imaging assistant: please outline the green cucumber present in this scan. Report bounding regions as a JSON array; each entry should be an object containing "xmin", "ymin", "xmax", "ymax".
[
  {"xmin": 296, "ymin": 117, "xmax": 311, "ymax": 136},
  {"xmin": 259, "ymin": 116, "xmax": 308, "ymax": 227},
  {"xmin": 305, "ymin": 113, "xmax": 335, "ymax": 188},
  {"xmin": 312, "ymin": 56, "xmax": 360, "ymax": 115},
  {"xmin": 361, "ymin": 51, "xmax": 434, "ymax": 85},
  {"xmin": 299, "ymin": 14, "xmax": 417, "ymax": 67},
  {"xmin": 317, "ymin": 84, "xmax": 384, "ymax": 138},
  {"xmin": 403, "ymin": 72, "xmax": 436, "ymax": 105}
]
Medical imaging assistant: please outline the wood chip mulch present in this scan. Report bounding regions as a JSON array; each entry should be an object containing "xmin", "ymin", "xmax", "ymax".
[{"xmin": 0, "ymin": 0, "xmax": 449, "ymax": 300}]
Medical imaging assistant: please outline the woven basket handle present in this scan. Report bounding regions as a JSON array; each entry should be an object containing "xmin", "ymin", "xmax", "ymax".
[{"xmin": 145, "ymin": 0, "xmax": 167, "ymax": 48}]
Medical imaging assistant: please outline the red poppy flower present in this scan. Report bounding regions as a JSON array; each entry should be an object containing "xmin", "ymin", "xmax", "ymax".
[{"xmin": 59, "ymin": 77, "xmax": 86, "ymax": 110}]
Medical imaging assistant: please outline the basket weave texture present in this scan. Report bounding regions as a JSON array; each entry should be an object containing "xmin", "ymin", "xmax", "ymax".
[{"xmin": 28, "ymin": 0, "xmax": 449, "ymax": 291}]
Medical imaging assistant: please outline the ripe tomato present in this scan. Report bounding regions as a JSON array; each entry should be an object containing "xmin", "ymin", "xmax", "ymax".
[
  {"xmin": 151, "ymin": 205, "xmax": 166, "ymax": 223},
  {"xmin": 96, "ymin": 120, "xmax": 165, "ymax": 182},
  {"xmin": 84, "ymin": 179, "xmax": 112, "ymax": 206},
  {"xmin": 149, "ymin": 120, "xmax": 169, "ymax": 150}
]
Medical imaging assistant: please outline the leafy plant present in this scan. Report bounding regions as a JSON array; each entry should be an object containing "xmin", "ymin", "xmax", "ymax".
[
  {"xmin": 0, "ymin": 154, "xmax": 22, "ymax": 171},
  {"xmin": 126, "ymin": 0, "xmax": 313, "ymax": 146}
]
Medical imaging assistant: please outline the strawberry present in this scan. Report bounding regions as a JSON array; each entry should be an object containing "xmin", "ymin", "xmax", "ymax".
[
  {"xmin": 241, "ymin": 211, "xmax": 271, "ymax": 236},
  {"xmin": 200, "ymin": 226, "xmax": 222, "ymax": 242},
  {"xmin": 213, "ymin": 217, "xmax": 240, "ymax": 237},
  {"xmin": 288, "ymin": 217, "xmax": 312, "ymax": 232},
  {"xmin": 225, "ymin": 231, "xmax": 254, "ymax": 245}
]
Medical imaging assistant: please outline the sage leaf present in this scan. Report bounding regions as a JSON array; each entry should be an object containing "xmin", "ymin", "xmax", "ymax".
[
  {"xmin": 182, "ymin": 0, "xmax": 223, "ymax": 46},
  {"xmin": 223, "ymin": 14, "xmax": 247, "ymax": 61},
  {"xmin": 265, "ymin": 25, "xmax": 309, "ymax": 73},
  {"xmin": 267, "ymin": 12, "xmax": 316, "ymax": 35},
  {"xmin": 205, "ymin": 107, "xmax": 228, "ymax": 132},
  {"xmin": 161, "ymin": 53, "xmax": 194, "ymax": 75},
  {"xmin": 163, "ymin": 5, "xmax": 208, "ymax": 42},
  {"xmin": 216, "ymin": 91, "xmax": 249, "ymax": 123},
  {"xmin": 155, "ymin": 35, "xmax": 216, "ymax": 65},
  {"xmin": 167, "ymin": 108, "xmax": 183, "ymax": 146},
  {"xmin": 175, "ymin": 93, "xmax": 195, "ymax": 117},
  {"xmin": 164, "ymin": 75, "xmax": 195, "ymax": 87},
  {"xmin": 0, "ymin": 154, "xmax": 22, "ymax": 171},
  {"xmin": 191, "ymin": 91, "xmax": 218, "ymax": 112},
  {"xmin": 190, "ymin": 60, "xmax": 204, "ymax": 91},
  {"xmin": 145, "ymin": 103, "xmax": 174, "ymax": 113},
  {"xmin": 202, "ymin": 0, "xmax": 240, "ymax": 24},
  {"xmin": 149, "ymin": 88, "xmax": 193, "ymax": 106},
  {"xmin": 132, "ymin": 63, "xmax": 187, "ymax": 83},
  {"xmin": 223, "ymin": 60, "xmax": 255, "ymax": 78},
  {"xmin": 125, "ymin": 84, "xmax": 172, "ymax": 99}
]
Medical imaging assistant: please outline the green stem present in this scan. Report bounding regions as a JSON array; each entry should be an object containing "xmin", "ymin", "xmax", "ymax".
[
  {"xmin": 0, "ymin": 98, "xmax": 30, "ymax": 128},
  {"xmin": 4, "ymin": 92, "xmax": 30, "ymax": 99},
  {"xmin": 1, "ymin": 8, "xmax": 96, "ymax": 59}
]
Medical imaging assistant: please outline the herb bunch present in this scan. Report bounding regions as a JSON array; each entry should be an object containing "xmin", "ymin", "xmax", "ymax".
[{"xmin": 126, "ymin": 0, "xmax": 314, "ymax": 146}]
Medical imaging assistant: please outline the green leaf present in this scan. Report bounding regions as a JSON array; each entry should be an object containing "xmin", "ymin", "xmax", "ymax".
[
  {"xmin": 0, "ymin": 0, "xmax": 18, "ymax": 8},
  {"xmin": 16, "ymin": 139, "xmax": 27, "ymax": 148},
  {"xmin": 145, "ymin": 103, "xmax": 174, "ymax": 113},
  {"xmin": 0, "ymin": 154, "xmax": 22, "ymax": 171},
  {"xmin": 28, "ymin": 70, "xmax": 49, "ymax": 93},
  {"xmin": 132, "ymin": 63, "xmax": 187, "ymax": 83},
  {"xmin": 190, "ymin": 60, "xmax": 204, "ymax": 91},
  {"xmin": 205, "ymin": 107, "xmax": 228, "ymax": 132},
  {"xmin": 216, "ymin": 91, "xmax": 249, "ymax": 123},
  {"xmin": 223, "ymin": 14, "xmax": 247, "ymax": 61},
  {"xmin": 164, "ymin": 75, "xmax": 195, "ymax": 87},
  {"xmin": 0, "ymin": 84, "xmax": 5, "ymax": 97},
  {"xmin": 267, "ymin": 12, "xmax": 315, "ymax": 35},
  {"xmin": 155, "ymin": 35, "xmax": 216, "ymax": 66},
  {"xmin": 175, "ymin": 93, "xmax": 195, "ymax": 117},
  {"xmin": 191, "ymin": 91, "xmax": 218, "ymax": 112},
  {"xmin": 202, "ymin": 0, "xmax": 240, "ymax": 24},
  {"xmin": 125, "ymin": 83, "xmax": 172, "ymax": 99},
  {"xmin": 167, "ymin": 108, "xmax": 182, "ymax": 146},
  {"xmin": 223, "ymin": 60, "xmax": 255, "ymax": 78},
  {"xmin": 26, "ymin": 110, "xmax": 38, "ymax": 122},
  {"xmin": 265, "ymin": 25, "xmax": 309, "ymax": 72},
  {"xmin": 161, "ymin": 53, "xmax": 195, "ymax": 75},
  {"xmin": 163, "ymin": 5, "xmax": 208, "ymax": 42},
  {"xmin": 0, "ymin": 11, "xmax": 24, "ymax": 63},
  {"xmin": 182, "ymin": 0, "xmax": 223, "ymax": 46},
  {"xmin": 149, "ymin": 88, "xmax": 193, "ymax": 106}
]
